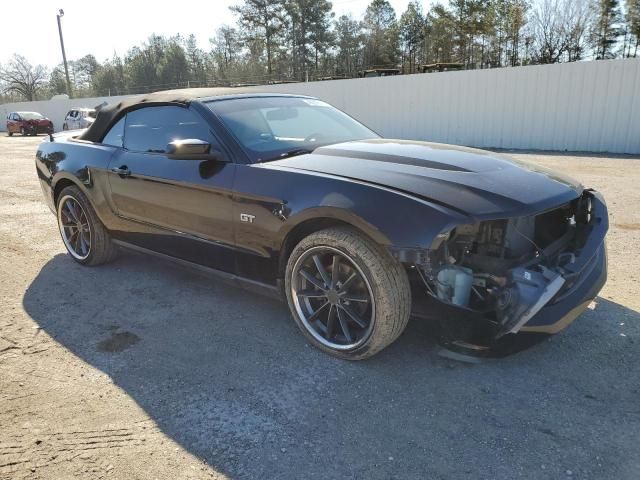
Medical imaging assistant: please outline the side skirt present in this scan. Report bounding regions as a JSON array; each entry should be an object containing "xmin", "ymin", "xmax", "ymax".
[{"xmin": 112, "ymin": 240, "xmax": 283, "ymax": 301}]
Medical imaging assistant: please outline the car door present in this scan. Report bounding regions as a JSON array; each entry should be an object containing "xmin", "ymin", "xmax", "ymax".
[
  {"xmin": 63, "ymin": 111, "xmax": 72, "ymax": 129},
  {"xmin": 15, "ymin": 114, "xmax": 24, "ymax": 133},
  {"xmin": 74, "ymin": 111, "xmax": 82, "ymax": 129},
  {"xmin": 70, "ymin": 110, "xmax": 79, "ymax": 129},
  {"xmin": 9, "ymin": 113, "xmax": 19, "ymax": 133},
  {"xmin": 106, "ymin": 105, "xmax": 236, "ymax": 273}
]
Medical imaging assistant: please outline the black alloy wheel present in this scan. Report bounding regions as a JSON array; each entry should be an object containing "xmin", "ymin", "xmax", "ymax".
[
  {"xmin": 55, "ymin": 185, "xmax": 118, "ymax": 266},
  {"xmin": 291, "ymin": 246, "xmax": 375, "ymax": 350},
  {"xmin": 285, "ymin": 227, "xmax": 411, "ymax": 360},
  {"xmin": 58, "ymin": 194, "xmax": 92, "ymax": 260}
]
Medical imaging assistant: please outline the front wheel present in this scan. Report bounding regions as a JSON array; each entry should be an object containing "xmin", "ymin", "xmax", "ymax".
[
  {"xmin": 285, "ymin": 227, "xmax": 411, "ymax": 360},
  {"xmin": 7, "ymin": 131, "xmax": 12, "ymax": 137},
  {"xmin": 56, "ymin": 185, "xmax": 118, "ymax": 265}
]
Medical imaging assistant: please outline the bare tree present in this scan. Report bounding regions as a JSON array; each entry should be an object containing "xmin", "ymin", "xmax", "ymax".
[
  {"xmin": 530, "ymin": 0, "xmax": 567, "ymax": 63},
  {"xmin": 530, "ymin": 0, "xmax": 592, "ymax": 63},
  {"xmin": 0, "ymin": 54, "xmax": 49, "ymax": 101},
  {"xmin": 565, "ymin": 0, "xmax": 593, "ymax": 61}
]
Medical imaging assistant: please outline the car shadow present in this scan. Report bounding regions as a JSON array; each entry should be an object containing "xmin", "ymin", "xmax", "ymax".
[{"xmin": 22, "ymin": 252, "xmax": 640, "ymax": 479}]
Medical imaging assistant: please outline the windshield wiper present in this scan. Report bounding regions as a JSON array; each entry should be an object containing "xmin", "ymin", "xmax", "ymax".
[{"xmin": 260, "ymin": 148, "xmax": 313, "ymax": 163}]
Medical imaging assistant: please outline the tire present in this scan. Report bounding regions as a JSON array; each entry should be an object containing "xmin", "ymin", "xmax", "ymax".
[
  {"xmin": 63, "ymin": 124, "xmax": 68, "ymax": 131},
  {"xmin": 285, "ymin": 227, "xmax": 411, "ymax": 360},
  {"xmin": 56, "ymin": 185, "xmax": 118, "ymax": 266},
  {"xmin": 20, "ymin": 127, "xmax": 25, "ymax": 136},
  {"xmin": 7, "ymin": 131, "xmax": 12, "ymax": 137}
]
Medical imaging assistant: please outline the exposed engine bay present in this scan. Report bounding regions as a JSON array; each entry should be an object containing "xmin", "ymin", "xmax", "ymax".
[{"xmin": 418, "ymin": 192, "xmax": 598, "ymax": 338}]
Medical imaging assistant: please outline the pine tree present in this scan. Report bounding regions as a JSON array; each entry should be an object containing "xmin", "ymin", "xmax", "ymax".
[
  {"xmin": 400, "ymin": 2, "xmax": 425, "ymax": 73},
  {"xmin": 230, "ymin": 0, "xmax": 287, "ymax": 76},
  {"xmin": 334, "ymin": 15, "xmax": 364, "ymax": 76},
  {"xmin": 363, "ymin": 0, "xmax": 400, "ymax": 68},
  {"xmin": 285, "ymin": 0, "xmax": 334, "ymax": 80},
  {"xmin": 626, "ymin": 0, "xmax": 640, "ymax": 56},
  {"xmin": 590, "ymin": 0, "xmax": 624, "ymax": 59},
  {"xmin": 424, "ymin": 4, "xmax": 457, "ymax": 64}
]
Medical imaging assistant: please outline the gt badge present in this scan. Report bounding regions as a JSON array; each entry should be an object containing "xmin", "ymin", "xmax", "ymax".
[{"xmin": 240, "ymin": 213, "xmax": 256, "ymax": 223}]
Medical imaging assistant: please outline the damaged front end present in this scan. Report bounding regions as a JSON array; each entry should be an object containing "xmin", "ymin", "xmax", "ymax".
[{"xmin": 413, "ymin": 190, "xmax": 608, "ymax": 352}]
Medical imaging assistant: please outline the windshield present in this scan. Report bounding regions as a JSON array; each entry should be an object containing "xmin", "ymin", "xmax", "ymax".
[
  {"xmin": 207, "ymin": 97, "xmax": 378, "ymax": 162},
  {"xmin": 19, "ymin": 112, "xmax": 44, "ymax": 120}
]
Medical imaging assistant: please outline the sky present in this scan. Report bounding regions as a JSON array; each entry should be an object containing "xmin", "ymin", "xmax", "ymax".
[{"xmin": 1, "ymin": 0, "xmax": 426, "ymax": 69}]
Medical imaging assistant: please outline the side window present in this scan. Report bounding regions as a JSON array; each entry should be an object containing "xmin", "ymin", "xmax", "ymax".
[
  {"xmin": 124, "ymin": 106, "xmax": 214, "ymax": 153},
  {"xmin": 101, "ymin": 117, "xmax": 125, "ymax": 148}
]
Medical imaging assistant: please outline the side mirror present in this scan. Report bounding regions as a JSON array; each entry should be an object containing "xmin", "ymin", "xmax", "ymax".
[{"xmin": 166, "ymin": 139, "xmax": 226, "ymax": 161}]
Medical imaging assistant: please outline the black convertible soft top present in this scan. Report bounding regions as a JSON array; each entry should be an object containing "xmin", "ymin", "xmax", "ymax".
[{"xmin": 79, "ymin": 87, "xmax": 272, "ymax": 143}]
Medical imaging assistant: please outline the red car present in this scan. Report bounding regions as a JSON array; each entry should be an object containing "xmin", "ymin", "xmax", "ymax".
[{"xmin": 6, "ymin": 111, "xmax": 54, "ymax": 136}]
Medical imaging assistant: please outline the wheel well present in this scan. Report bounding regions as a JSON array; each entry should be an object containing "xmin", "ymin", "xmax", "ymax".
[
  {"xmin": 53, "ymin": 179, "xmax": 76, "ymax": 207},
  {"xmin": 278, "ymin": 218, "xmax": 361, "ymax": 277}
]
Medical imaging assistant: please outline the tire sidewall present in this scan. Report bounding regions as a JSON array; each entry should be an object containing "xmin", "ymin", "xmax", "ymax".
[
  {"xmin": 285, "ymin": 230, "xmax": 394, "ymax": 360},
  {"xmin": 56, "ymin": 187, "xmax": 96, "ymax": 265}
]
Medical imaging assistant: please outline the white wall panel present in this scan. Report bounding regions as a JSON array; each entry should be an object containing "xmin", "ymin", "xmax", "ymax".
[{"xmin": 1, "ymin": 58, "xmax": 638, "ymax": 153}]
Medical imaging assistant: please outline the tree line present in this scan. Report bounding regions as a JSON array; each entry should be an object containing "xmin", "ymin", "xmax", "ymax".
[{"xmin": 1, "ymin": 0, "xmax": 639, "ymax": 102}]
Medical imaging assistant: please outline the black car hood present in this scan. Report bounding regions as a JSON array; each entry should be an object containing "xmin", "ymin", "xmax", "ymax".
[{"xmin": 269, "ymin": 139, "xmax": 583, "ymax": 220}]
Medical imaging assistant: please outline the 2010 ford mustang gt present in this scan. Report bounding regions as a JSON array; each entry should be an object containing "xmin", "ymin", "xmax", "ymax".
[{"xmin": 35, "ymin": 89, "xmax": 608, "ymax": 359}]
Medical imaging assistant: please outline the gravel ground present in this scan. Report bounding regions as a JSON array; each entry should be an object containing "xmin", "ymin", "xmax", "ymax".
[{"xmin": 0, "ymin": 135, "xmax": 639, "ymax": 480}]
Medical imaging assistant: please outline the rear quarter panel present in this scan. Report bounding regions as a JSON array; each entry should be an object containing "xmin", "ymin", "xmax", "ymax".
[{"xmin": 35, "ymin": 136, "xmax": 120, "ymax": 228}]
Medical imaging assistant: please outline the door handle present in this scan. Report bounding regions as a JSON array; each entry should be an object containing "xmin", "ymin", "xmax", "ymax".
[{"xmin": 111, "ymin": 166, "xmax": 131, "ymax": 177}]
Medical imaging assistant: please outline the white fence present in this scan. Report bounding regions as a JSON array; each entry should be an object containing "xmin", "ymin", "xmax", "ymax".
[{"xmin": 2, "ymin": 58, "xmax": 639, "ymax": 154}]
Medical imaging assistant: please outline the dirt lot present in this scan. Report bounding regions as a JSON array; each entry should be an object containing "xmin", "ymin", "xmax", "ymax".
[{"xmin": 0, "ymin": 135, "xmax": 639, "ymax": 480}]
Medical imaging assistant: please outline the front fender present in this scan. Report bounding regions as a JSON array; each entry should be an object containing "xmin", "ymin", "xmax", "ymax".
[
  {"xmin": 279, "ymin": 187, "xmax": 470, "ymax": 253},
  {"xmin": 235, "ymin": 163, "xmax": 472, "ymax": 258}
]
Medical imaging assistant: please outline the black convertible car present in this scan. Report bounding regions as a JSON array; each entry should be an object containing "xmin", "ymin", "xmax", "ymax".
[{"xmin": 35, "ymin": 89, "xmax": 608, "ymax": 359}]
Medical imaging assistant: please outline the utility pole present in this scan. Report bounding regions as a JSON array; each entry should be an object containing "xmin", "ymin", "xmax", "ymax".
[{"xmin": 56, "ymin": 9, "xmax": 72, "ymax": 98}]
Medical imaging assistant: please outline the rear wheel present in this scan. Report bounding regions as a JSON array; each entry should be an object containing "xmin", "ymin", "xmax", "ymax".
[
  {"xmin": 285, "ymin": 227, "xmax": 411, "ymax": 360},
  {"xmin": 56, "ymin": 185, "xmax": 118, "ymax": 266},
  {"xmin": 20, "ymin": 127, "xmax": 25, "ymax": 136}
]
